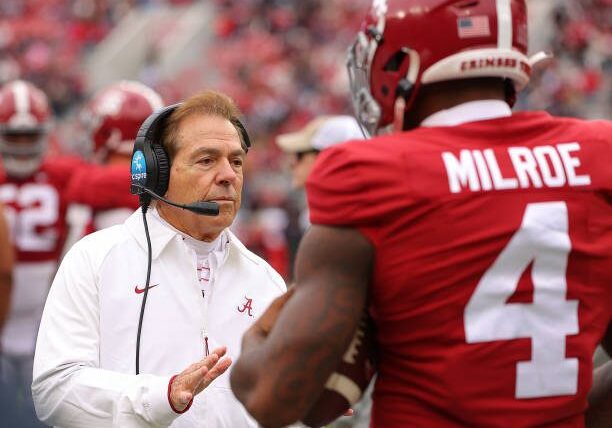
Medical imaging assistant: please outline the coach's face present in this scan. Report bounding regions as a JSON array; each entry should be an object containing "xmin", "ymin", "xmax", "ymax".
[{"xmin": 159, "ymin": 113, "xmax": 245, "ymax": 242}]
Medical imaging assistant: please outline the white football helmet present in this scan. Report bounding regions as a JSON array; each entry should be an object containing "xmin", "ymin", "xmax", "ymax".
[{"xmin": 0, "ymin": 80, "xmax": 51, "ymax": 178}]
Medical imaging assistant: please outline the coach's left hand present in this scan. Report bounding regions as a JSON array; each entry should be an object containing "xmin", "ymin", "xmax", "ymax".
[{"xmin": 169, "ymin": 346, "xmax": 232, "ymax": 412}]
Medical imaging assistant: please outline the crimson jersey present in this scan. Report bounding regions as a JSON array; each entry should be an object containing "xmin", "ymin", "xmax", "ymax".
[
  {"xmin": 65, "ymin": 163, "xmax": 139, "ymax": 233},
  {"xmin": 0, "ymin": 156, "xmax": 83, "ymax": 355},
  {"xmin": 0, "ymin": 157, "xmax": 83, "ymax": 262},
  {"xmin": 66, "ymin": 163, "xmax": 139, "ymax": 211},
  {"xmin": 306, "ymin": 111, "xmax": 612, "ymax": 428}
]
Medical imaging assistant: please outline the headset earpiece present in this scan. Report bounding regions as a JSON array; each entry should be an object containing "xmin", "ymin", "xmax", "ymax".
[
  {"xmin": 151, "ymin": 144, "xmax": 170, "ymax": 196},
  {"xmin": 232, "ymin": 118, "xmax": 252, "ymax": 152},
  {"xmin": 130, "ymin": 104, "xmax": 180, "ymax": 207}
]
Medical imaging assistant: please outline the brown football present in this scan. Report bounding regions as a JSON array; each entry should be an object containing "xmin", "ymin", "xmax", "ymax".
[{"xmin": 300, "ymin": 314, "xmax": 375, "ymax": 428}]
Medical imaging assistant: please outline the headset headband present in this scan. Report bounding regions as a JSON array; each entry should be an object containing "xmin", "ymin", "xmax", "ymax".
[{"xmin": 130, "ymin": 102, "xmax": 251, "ymax": 205}]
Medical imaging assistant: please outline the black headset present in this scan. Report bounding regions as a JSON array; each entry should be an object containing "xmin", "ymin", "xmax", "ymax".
[
  {"xmin": 130, "ymin": 102, "xmax": 252, "ymax": 209},
  {"xmin": 130, "ymin": 103, "xmax": 252, "ymax": 374}
]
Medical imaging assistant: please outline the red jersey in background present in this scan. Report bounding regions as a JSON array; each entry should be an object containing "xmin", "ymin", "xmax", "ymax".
[
  {"xmin": 0, "ymin": 156, "xmax": 83, "ymax": 355},
  {"xmin": 64, "ymin": 163, "xmax": 139, "ymax": 237}
]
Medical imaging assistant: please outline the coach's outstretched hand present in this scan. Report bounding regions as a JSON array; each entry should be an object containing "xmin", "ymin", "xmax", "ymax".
[{"xmin": 169, "ymin": 347, "xmax": 232, "ymax": 412}]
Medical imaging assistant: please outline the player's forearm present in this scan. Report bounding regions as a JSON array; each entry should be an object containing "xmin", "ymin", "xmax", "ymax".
[
  {"xmin": 232, "ymin": 285, "xmax": 365, "ymax": 427},
  {"xmin": 231, "ymin": 316, "xmax": 316, "ymax": 427},
  {"xmin": 231, "ymin": 338, "xmax": 286, "ymax": 427},
  {"xmin": 588, "ymin": 361, "xmax": 612, "ymax": 407},
  {"xmin": 586, "ymin": 361, "xmax": 612, "ymax": 428},
  {"xmin": 232, "ymin": 227, "xmax": 372, "ymax": 427},
  {"xmin": 231, "ymin": 329, "xmax": 264, "ymax": 398},
  {"xmin": 232, "ymin": 301, "xmax": 354, "ymax": 427},
  {"xmin": 233, "ymin": 337, "xmax": 339, "ymax": 428},
  {"xmin": 0, "ymin": 271, "xmax": 12, "ymax": 332}
]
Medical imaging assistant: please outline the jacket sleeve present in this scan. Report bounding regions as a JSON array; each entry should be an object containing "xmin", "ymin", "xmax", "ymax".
[{"xmin": 32, "ymin": 241, "xmax": 180, "ymax": 428}]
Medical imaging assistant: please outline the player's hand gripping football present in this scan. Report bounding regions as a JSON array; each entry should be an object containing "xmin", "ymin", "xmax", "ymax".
[{"xmin": 169, "ymin": 346, "xmax": 232, "ymax": 412}]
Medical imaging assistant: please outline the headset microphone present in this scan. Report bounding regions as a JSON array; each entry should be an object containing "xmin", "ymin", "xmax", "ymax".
[{"xmin": 132, "ymin": 184, "xmax": 220, "ymax": 216}]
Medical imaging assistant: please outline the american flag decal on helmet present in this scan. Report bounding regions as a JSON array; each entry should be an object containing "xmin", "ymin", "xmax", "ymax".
[{"xmin": 457, "ymin": 16, "xmax": 491, "ymax": 38}]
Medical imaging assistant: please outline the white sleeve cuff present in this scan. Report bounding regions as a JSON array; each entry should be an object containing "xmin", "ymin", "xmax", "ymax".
[{"xmin": 141, "ymin": 374, "xmax": 180, "ymax": 427}]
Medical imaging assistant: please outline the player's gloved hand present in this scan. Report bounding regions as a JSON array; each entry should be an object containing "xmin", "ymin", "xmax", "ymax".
[{"xmin": 168, "ymin": 346, "xmax": 232, "ymax": 413}]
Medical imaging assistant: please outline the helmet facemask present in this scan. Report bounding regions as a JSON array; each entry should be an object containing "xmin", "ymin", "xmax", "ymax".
[
  {"xmin": 0, "ymin": 80, "xmax": 51, "ymax": 177},
  {"xmin": 348, "ymin": 23, "xmax": 423, "ymax": 136},
  {"xmin": 0, "ymin": 130, "xmax": 48, "ymax": 178},
  {"xmin": 347, "ymin": 31, "xmax": 382, "ymax": 138}
]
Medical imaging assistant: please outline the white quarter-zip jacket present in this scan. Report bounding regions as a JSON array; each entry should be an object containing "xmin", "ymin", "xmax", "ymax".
[{"xmin": 32, "ymin": 208, "xmax": 286, "ymax": 427}]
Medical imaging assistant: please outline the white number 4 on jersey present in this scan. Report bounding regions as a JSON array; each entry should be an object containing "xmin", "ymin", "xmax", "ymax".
[{"xmin": 464, "ymin": 202, "xmax": 579, "ymax": 399}]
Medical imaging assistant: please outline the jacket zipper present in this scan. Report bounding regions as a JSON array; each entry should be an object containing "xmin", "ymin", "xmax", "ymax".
[
  {"xmin": 194, "ymin": 250, "xmax": 211, "ymax": 358},
  {"xmin": 203, "ymin": 330, "xmax": 210, "ymax": 357},
  {"xmin": 201, "ymin": 275, "xmax": 210, "ymax": 357}
]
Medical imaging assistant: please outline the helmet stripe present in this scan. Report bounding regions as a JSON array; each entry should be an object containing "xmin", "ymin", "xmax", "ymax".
[
  {"xmin": 496, "ymin": 0, "xmax": 513, "ymax": 50},
  {"xmin": 12, "ymin": 80, "xmax": 31, "ymax": 117}
]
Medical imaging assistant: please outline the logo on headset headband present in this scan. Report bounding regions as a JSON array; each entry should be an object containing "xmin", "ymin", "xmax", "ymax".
[{"xmin": 131, "ymin": 150, "xmax": 147, "ymax": 184}]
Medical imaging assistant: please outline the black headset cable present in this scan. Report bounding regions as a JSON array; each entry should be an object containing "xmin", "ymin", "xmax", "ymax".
[{"xmin": 135, "ymin": 204, "xmax": 153, "ymax": 375}]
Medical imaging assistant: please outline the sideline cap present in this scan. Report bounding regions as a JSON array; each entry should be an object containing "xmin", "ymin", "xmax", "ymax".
[{"xmin": 276, "ymin": 115, "xmax": 365, "ymax": 153}]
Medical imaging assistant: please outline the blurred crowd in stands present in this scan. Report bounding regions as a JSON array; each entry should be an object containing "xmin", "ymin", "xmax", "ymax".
[
  {"xmin": 0, "ymin": 0, "xmax": 194, "ymax": 115},
  {"xmin": 518, "ymin": 0, "xmax": 611, "ymax": 119},
  {"xmin": 209, "ymin": 0, "xmax": 372, "ymax": 277},
  {"xmin": 0, "ymin": 0, "xmax": 610, "ymax": 279}
]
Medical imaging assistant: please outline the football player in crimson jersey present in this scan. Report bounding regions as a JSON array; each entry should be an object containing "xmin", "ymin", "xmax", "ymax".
[
  {"xmin": 63, "ymin": 81, "xmax": 164, "ymax": 248},
  {"xmin": 0, "ymin": 79, "xmax": 83, "ymax": 425},
  {"xmin": 231, "ymin": 1, "xmax": 612, "ymax": 427}
]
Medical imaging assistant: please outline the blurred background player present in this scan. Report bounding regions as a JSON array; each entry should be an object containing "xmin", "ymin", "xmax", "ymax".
[
  {"xmin": 0, "ymin": 79, "xmax": 82, "ymax": 426},
  {"xmin": 275, "ymin": 114, "xmax": 366, "ymax": 290},
  {"xmin": 63, "ymin": 80, "xmax": 164, "ymax": 250},
  {"xmin": 231, "ymin": 1, "xmax": 612, "ymax": 427},
  {"xmin": 276, "ymin": 115, "xmax": 365, "ymax": 192}
]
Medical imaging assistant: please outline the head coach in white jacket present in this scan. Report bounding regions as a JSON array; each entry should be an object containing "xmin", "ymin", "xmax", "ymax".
[{"xmin": 32, "ymin": 90, "xmax": 286, "ymax": 427}]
